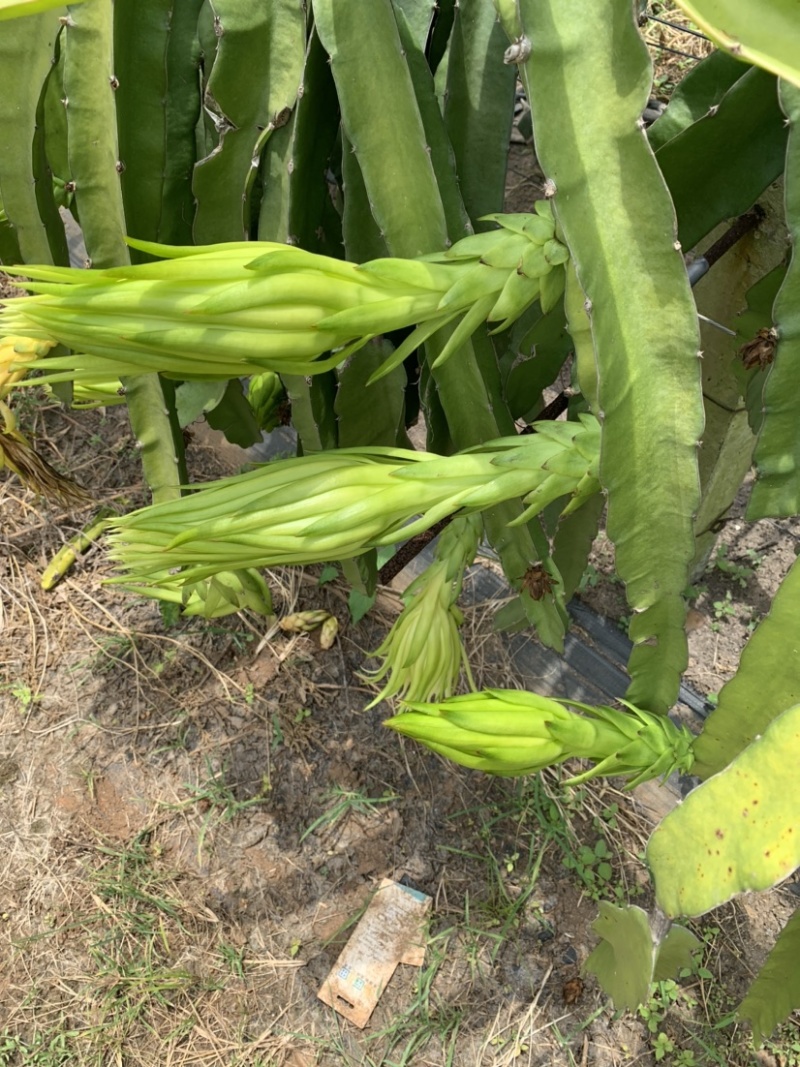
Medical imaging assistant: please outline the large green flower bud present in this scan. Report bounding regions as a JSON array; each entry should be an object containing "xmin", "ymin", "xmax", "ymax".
[
  {"xmin": 385, "ymin": 689, "xmax": 695, "ymax": 787},
  {"xmin": 106, "ymin": 415, "xmax": 600, "ymax": 593},
  {"xmin": 0, "ymin": 206, "xmax": 568, "ymax": 386},
  {"xmin": 386, "ymin": 690, "xmax": 574, "ymax": 776}
]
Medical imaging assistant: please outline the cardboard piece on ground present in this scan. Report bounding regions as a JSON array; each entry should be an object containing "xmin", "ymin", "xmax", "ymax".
[{"xmin": 317, "ymin": 878, "xmax": 432, "ymax": 1027}]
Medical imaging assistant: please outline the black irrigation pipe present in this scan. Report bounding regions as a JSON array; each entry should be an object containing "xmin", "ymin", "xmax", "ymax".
[
  {"xmin": 640, "ymin": 4, "xmax": 711, "ymax": 60},
  {"xmin": 686, "ymin": 205, "xmax": 765, "ymax": 285},
  {"xmin": 521, "ymin": 391, "xmax": 570, "ymax": 429},
  {"xmin": 378, "ymin": 517, "xmax": 451, "ymax": 585}
]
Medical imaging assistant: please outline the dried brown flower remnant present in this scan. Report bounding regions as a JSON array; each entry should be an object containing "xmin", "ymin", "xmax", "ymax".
[
  {"xmin": 739, "ymin": 327, "xmax": 778, "ymax": 371},
  {"xmin": 0, "ymin": 400, "xmax": 90, "ymax": 507},
  {"xmin": 562, "ymin": 976, "xmax": 584, "ymax": 1005},
  {"xmin": 522, "ymin": 563, "xmax": 558, "ymax": 601}
]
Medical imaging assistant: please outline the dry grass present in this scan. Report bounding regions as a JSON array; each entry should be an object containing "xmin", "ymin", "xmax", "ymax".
[{"xmin": 640, "ymin": 3, "xmax": 715, "ymax": 95}]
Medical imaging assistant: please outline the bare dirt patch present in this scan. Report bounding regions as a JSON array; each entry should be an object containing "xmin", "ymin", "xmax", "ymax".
[{"xmin": 577, "ymin": 487, "xmax": 800, "ymax": 708}]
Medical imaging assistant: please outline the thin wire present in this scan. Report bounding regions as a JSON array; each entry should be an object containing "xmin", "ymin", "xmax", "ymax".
[
  {"xmin": 697, "ymin": 313, "xmax": 737, "ymax": 337},
  {"xmin": 646, "ymin": 13, "xmax": 710, "ymax": 41},
  {"xmin": 647, "ymin": 41, "xmax": 704, "ymax": 62}
]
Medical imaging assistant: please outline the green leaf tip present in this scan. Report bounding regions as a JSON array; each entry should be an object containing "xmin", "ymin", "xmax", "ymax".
[
  {"xmin": 674, "ymin": 0, "xmax": 800, "ymax": 90},
  {"xmin": 0, "ymin": 0, "xmax": 83, "ymax": 21}
]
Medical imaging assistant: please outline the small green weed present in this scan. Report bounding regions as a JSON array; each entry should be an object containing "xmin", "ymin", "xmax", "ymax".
[
  {"xmin": 150, "ymin": 648, "xmax": 178, "ymax": 676},
  {"xmin": 638, "ymin": 980, "xmax": 707, "ymax": 1066},
  {"xmin": 652, "ymin": 1031, "xmax": 675, "ymax": 1061},
  {"xmin": 184, "ymin": 760, "xmax": 269, "ymax": 819},
  {"xmin": 578, "ymin": 564, "xmax": 600, "ymax": 592},
  {"xmin": 270, "ymin": 712, "xmax": 284, "ymax": 747},
  {"xmin": 0, "ymin": 681, "xmax": 41, "ymax": 713},
  {"xmin": 549, "ymin": 788, "xmax": 631, "ymax": 903},
  {"xmin": 268, "ymin": 704, "xmax": 314, "ymax": 749},
  {"xmin": 711, "ymin": 545, "xmax": 762, "ymax": 588},
  {"xmin": 219, "ymin": 942, "xmax": 247, "ymax": 979},
  {"xmin": 0, "ymin": 1028, "xmax": 86, "ymax": 1066},
  {"xmin": 651, "ymin": 1034, "xmax": 701, "ymax": 1065},
  {"xmin": 561, "ymin": 837, "xmax": 625, "ymax": 902},
  {"xmin": 178, "ymin": 760, "xmax": 270, "ymax": 861},
  {"xmin": 710, "ymin": 590, "xmax": 736, "ymax": 629},
  {"xmin": 763, "ymin": 1035, "xmax": 800, "ymax": 1067},
  {"xmin": 79, "ymin": 632, "xmax": 137, "ymax": 673},
  {"xmin": 638, "ymin": 980, "xmax": 683, "ymax": 1034},
  {"xmin": 300, "ymin": 785, "xmax": 398, "ymax": 843}
]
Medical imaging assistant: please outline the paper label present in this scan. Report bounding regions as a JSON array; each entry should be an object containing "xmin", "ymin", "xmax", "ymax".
[{"xmin": 317, "ymin": 878, "xmax": 431, "ymax": 1027}]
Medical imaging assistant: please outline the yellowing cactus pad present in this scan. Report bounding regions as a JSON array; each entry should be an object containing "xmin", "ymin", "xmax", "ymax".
[{"xmin": 647, "ymin": 702, "xmax": 800, "ymax": 918}]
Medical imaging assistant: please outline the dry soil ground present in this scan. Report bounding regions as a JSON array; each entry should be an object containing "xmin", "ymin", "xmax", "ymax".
[{"xmin": 1, "ymin": 394, "xmax": 798, "ymax": 1067}]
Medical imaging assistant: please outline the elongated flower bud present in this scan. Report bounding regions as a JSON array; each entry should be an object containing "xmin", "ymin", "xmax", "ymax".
[
  {"xmin": 385, "ymin": 689, "xmax": 695, "ymax": 787},
  {"xmin": 106, "ymin": 415, "xmax": 600, "ymax": 595},
  {"xmin": 0, "ymin": 208, "xmax": 568, "ymax": 385},
  {"xmin": 362, "ymin": 514, "xmax": 481, "ymax": 706}
]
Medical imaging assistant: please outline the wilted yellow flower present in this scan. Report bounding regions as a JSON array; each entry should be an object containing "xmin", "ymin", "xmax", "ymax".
[{"xmin": 0, "ymin": 334, "xmax": 55, "ymax": 399}]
